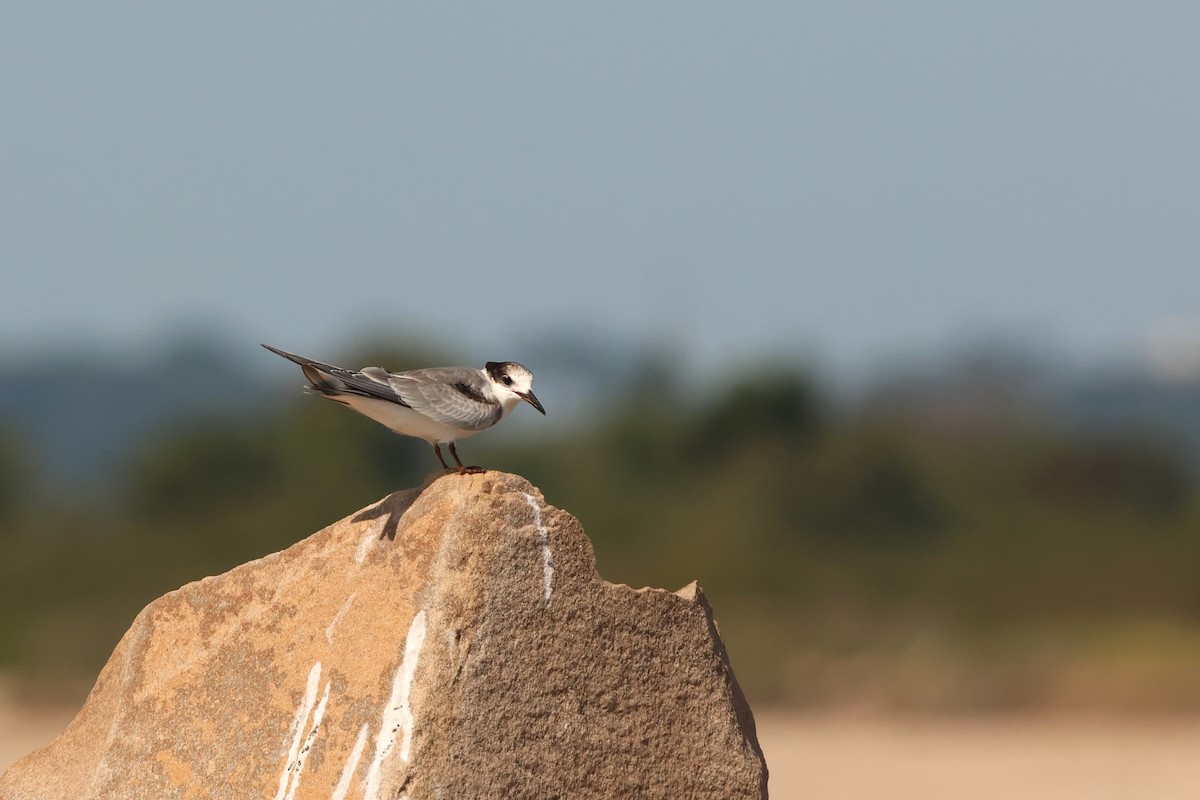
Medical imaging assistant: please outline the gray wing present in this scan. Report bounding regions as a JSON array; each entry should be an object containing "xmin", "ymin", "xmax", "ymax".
[
  {"xmin": 262, "ymin": 345, "xmax": 413, "ymax": 407},
  {"xmin": 384, "ymin": 367, "xmax": 503, "ymax": 431}
]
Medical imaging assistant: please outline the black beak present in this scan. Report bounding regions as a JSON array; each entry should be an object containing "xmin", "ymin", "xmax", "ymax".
[{"xmin": 518, "ymin": 390, "xmax": 546, "ymax": 415}]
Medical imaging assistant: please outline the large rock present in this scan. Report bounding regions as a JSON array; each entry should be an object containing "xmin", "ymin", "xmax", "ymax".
[{"xmin": 0, "ymin": 472, "xmax": 768, "ymax": 799}]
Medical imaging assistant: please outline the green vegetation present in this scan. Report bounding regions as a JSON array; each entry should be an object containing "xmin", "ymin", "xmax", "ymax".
[
  {"xmin": 2, "ymin": 361, "xmax": 1199, "ymax": 711},
  {"xmin": 0, "ymin": 429, "xmax": 30, "ymax": 523}
]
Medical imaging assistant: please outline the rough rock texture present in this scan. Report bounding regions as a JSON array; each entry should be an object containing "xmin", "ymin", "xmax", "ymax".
[{"xmin": 0, "ymin": 472, "xmax": 768, "ymax": 799}]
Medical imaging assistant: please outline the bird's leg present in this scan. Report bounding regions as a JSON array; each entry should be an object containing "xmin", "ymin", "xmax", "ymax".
[
  {"xmin": 449, "ymin": 442, "xmax": 486, "ymax": 475},
  {"xmin": 432, "ymin": 443, "xmax": 452, "ymax": 470}
]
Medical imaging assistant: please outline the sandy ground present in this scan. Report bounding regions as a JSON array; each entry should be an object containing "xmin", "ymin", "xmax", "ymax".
[
  {"xmin": 4, "ymin": 701, "xmax": 1200, "ymax": 798},
  {"xmin": 756, "ymin": 712, "xmax": 1200, "ymax": 799},
  {"xmin": 0, "ymin": 699, "xmax": 75, "ymax": 775}
]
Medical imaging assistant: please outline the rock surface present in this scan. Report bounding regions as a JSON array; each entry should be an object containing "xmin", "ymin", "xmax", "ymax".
[{"xmin": 0, "ymin": 472, "xmax": 768, "ymax": 799}]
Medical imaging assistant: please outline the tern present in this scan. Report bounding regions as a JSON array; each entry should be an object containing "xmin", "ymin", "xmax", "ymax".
[{"xmin": 262, "ymin": 344, "xmax": 545, "ymax": 473}]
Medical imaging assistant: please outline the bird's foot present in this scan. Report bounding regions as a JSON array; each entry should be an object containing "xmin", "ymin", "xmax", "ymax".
[{"xmin": 456, "ymin": 465, "xmax": 488, "ymax": 475}]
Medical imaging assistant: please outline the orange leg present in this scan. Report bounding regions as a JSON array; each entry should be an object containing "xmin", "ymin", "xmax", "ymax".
[
  {"xmin": 449, "ymin": 442, "xmax": 486, "ymax": 474},
  {"xmin": 432, "ymin": 443, "xmax": 451, "ymax": 470}
]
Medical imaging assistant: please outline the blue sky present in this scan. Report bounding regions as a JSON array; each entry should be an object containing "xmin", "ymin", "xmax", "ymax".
[{"xmin": 3, "ymin": 3, "xmax": 1199, "ymax": 373}]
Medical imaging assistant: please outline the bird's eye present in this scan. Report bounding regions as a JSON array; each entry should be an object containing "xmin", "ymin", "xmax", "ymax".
[{"xmin": 502, "ymin": 376, "xmax": 513, "ymax": 386}]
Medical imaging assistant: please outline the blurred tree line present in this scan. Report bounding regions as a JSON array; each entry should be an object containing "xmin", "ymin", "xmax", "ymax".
[{"xmin": 1, "ymin": 347, "xmax": 1199, "ymax": 711}]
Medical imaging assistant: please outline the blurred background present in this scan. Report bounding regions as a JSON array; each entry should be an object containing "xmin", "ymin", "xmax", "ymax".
[{"xmin": 3, "ymin": 3, "xmax": 1200, "ymax": 795}]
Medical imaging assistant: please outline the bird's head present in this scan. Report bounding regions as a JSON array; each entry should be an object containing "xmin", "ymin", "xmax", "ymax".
[{"xmin": 485, "ymin": 361, "xmax": 545, "ymax": 414}]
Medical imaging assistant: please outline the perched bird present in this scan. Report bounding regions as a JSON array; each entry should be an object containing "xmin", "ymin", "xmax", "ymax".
[{"xmin": 262, "ymin": 344, "xmax": 545, "ymax": 473}]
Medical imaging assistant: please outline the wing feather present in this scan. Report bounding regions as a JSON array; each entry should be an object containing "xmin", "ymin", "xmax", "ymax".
[
  {"xmin": 387, "ymin": 369, "xmax": 502, "ymax": 431},
  {"xmin": 311, "ymin": 366, "xmax": 414, "ymax": 407}
]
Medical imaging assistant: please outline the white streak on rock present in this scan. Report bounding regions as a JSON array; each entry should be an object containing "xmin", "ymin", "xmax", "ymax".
[
  {"xmin": 274, "ymin": 662, "xmax": 322, "ymax": 800},
  {"xmin": 396, "ymin": 611, "xmax": 426, "ymax": 762},
  {"xmin": 284, "ymin": 680, "xmax": 328, "ymax": 800},
  {"xmin": 331, "ymin": 723, "xmax": 370, "ymax": 800},
  {"xmin": 364, "ymin": 610, "xmax": 427, "ymax": 800},
  {"xmin": 325, "ymin": 592, "xmax": 357, "ymax": 644},
  {"xmin": 355, "ymin": 530, "xmax": 378, "ymax": 565},
  {"xmin": 524, "ymin": 493, "xmax": 556, "ymax": 604}
]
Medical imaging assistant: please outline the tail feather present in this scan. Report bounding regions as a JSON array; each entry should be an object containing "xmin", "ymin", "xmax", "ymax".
[
  {"xmin": 261, "ymin": 343, "xmax": 310, "ymax": 367},
  {"xmin": 263, "ymin": 343, "xmax": 346, "ymax": 393},
  {"xmin": 301, "ymin": 363, "xmax": 346, "ymax": 393}
]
